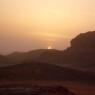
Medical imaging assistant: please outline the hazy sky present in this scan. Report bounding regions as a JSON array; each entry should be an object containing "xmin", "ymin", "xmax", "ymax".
[{"xmin": 0, "ymin": 0, "xmax": 95, "ymax": 54}]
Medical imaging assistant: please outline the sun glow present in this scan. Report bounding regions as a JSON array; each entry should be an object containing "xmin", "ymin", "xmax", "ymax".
[{"xmin": 48, "ymin": 46, "xmax": 52, "ymax": 49}]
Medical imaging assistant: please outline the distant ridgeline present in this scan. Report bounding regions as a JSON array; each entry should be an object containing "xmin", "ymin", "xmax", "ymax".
[{"xmin": 0, "ymin": 31, "xmax": 95, "ymax": 71}]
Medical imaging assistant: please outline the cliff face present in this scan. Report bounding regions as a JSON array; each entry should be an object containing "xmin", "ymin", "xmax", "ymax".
[
  {"xmin": 71, "ymin": 31, "xmax": 95, "ymax": 51},
  {"xmin": 63, "ymin": 31, "xmax": 95, "ymax": 70}
]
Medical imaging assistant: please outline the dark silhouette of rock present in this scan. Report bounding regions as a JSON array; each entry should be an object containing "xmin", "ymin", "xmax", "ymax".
[
  {"xmin": 6, "ymin": 49, "xmax": 62, "ymax": 65},
  {"xmin": 0, "ymin": 55, "xmax": 13, "ymax": 67},
  {"xmin": 71, "ymin": 31, "xmax": 95, "ymax": 50},
  {"xmin": 62, "ymin": 31, "xmax": 95, "ymax": 71}
]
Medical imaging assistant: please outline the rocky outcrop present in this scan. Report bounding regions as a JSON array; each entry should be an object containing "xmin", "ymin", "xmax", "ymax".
[
  {"xmin": 63, "ymin": 31, "xmax": 95, "ymax": 70},
  {"xmin": 71, "ymin": 31, "xmax": 95, "ymax": 51}
]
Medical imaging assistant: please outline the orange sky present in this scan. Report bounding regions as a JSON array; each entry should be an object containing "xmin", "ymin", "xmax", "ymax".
[{"xmin": 0, "ymin": 0, "xmax": 95, "ymax": 54}]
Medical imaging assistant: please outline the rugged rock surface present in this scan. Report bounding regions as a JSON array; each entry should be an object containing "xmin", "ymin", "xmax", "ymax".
[{"xmin": 63, "ymin": 31, "xmax": 95, "ymax": 71}]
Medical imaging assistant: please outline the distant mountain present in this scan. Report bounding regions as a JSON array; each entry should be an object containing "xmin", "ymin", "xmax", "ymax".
[
  {"xmin": 0, "ymin": 49, "xmax": 62, "ymax": 67},
  {"xmin": 61, "ymin": 31, "xmax": 95, "ymax": 71},
  {"xmin": 0, "ymin": 55, "xmax": 13, "ymax": 67},
  {"xmin": 7, "ymin": 51, "xmax": 27, "ymax": 64},
  {"xmin": 7, "ymin": 49, "xmax": 62, "ymax": 65},
  {"xmin": 0, "ymin": 62, "xmax": 95, "ymax": 84},
  {"xmin": 24, "ymin": 49, "xmax": 62, "ymax": 64}
]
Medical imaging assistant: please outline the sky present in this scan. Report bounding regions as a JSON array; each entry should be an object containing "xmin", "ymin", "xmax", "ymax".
[{"xmin": 0, "ymin": 0, "xmax": 95, "ymax": 54}]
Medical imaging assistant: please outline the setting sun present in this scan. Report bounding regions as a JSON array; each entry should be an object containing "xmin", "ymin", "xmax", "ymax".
[
  {"xmin": 48, "ymin": 46, "xmax": 52, "ymax": 49},
  {"xmin": 0, "ymin": 0, "xmax": 95, "ymax": 54}
]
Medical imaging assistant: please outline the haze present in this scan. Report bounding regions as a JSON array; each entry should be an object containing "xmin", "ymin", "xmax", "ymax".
[{"xmin": 0, "ymin": 0, "xmax": 95, "ymax": 54}]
